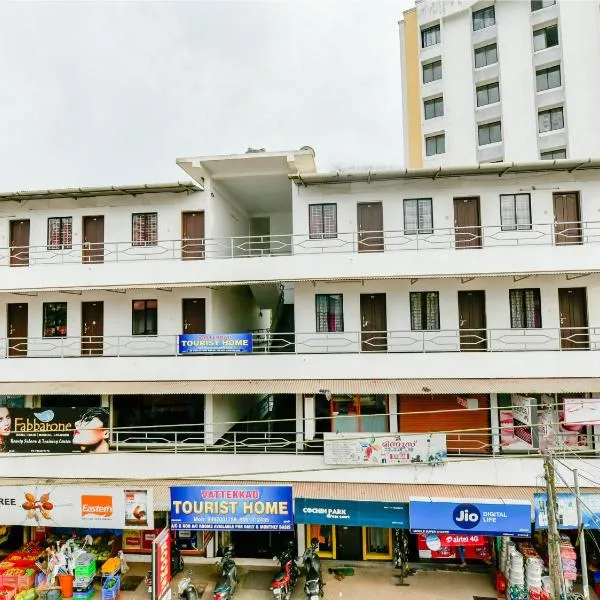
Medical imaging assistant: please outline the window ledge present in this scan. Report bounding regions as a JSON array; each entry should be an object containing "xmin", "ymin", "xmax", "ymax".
[
  {"xmin": 477, "ymin": 141, "xmax": 503, "ymax": 149},
  {"xmin": 538, "ymin": 128, "xmax": 565, "ymax": 136},
  {"xmin": 534, "ymin": 45, "xmax": 560, "ymax": 54},
  {"xmin": 476, "ymin": 101, "xmax": 501, "ymax": 110},
  {"xmin": 537, "ymin": 85, "xmax": 563, "ymax": 95}
]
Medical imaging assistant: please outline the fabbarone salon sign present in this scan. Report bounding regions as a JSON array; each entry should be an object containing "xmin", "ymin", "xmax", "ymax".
[{"xmin": 170, "ymin": 485, "xmax": 294, "ymax": 531}]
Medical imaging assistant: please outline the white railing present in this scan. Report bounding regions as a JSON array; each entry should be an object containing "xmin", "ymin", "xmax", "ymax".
[
  {"xmin": 0, "ymin": 327, "xmax": 595, "ymax": 358},
  {"xmin": 0, "ymin": 220, "xmax": 593, "ymax": 267}
]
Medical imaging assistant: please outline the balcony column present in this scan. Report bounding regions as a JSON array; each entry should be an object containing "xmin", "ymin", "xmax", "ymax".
[
  {"xmin": 388, "ymin": 394, "xmax": 398, "ymax": 433},
  {"xmin": 304, "ymin": 395, "xmax": 315, "ymax": 441},
  {"xmin": 295, "ymin": 393, "xmax": 303, "ymax": 451},
  {"xmin": 490, "ymin": 393, "xmax": 500, "ymax": 454},
  {"xmin": 204, "ymin": 394, "xmax": 214, "ymax": 446}
]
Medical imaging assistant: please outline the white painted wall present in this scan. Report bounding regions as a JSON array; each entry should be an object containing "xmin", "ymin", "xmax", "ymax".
[
  {"xmin": 211, "ymin": 287, "xmax": 260, "ymax": 333},
  {"xmin": 211, "ymin": 394, "xmax": 261, "ymax": 442}
]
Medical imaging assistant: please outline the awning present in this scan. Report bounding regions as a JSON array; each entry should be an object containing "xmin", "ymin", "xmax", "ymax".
[{"xmin": 0, "ymin": 378, "xmax": 599, "ymax": 395}]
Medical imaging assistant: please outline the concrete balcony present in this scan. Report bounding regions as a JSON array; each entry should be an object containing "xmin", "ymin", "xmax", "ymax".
[{"xmin": 0, "ymin": 220, "xmax": 597, "ymax": 291}]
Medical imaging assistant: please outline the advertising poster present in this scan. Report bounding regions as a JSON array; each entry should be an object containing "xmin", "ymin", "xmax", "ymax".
[
  {"xmin": 0, "ymin": 485, "xmax": 153, "ymax": 529},
  {"xmin": 564, "ymin": 397, "xmax": 600, "ymax": 425},
  {"xmin": 170, "ymin": 485, "xmax": 293, "ymax": 531},
  {"xmin": 417, "ymin": 534, "xmax": 491, "ymax": 560},
  {"xmin": 125, "ymin": 490, "xmax": 149, "ymax": 527},
  {"xmin": 0, "ymin": 407, "xmax": 109, "ymax": 454},
  {"xmin": 323, "ymin": 433, "xmax": 447, "ymax": 465},
  {"xmin": 178, "ymin": 333, "xmax": 253, "ymax": 354},
  {"xmin": 152, "ymin": 528, "xmax": 171, "ymax": 600},
  {"xmin": 409, "ymin": 498, "xmax": 531, "ymax": 537},
  {"xmin": 534, "ymin": 493, "xmax": 600, "ymax": 529}
]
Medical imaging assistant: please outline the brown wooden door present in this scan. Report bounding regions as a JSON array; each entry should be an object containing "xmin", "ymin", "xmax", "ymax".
[
  {"xmin": 458, "ymin": 290, "xmax": 487, "ymax": 351},
  {"xmin": 82, "ymin": 216, "xmax": 105, "ymax": 263},
  {"xmin": 558, "ymin": 288, "xmax": 588, "ymax": 349},
  {"xmin": 357, "ymin": 203, "xmax": 384, "ymax": 252},
  {"xmin": 554, "ymin": 193, "xmax": 582, "ymax": 245},
  {"xmin": 81, "ymin": 302, "xmax": 104, "ymax": 355},
  {"xmin": 182, "ymin": 212, "xmax": 205, "ymax": 260},
  {"xmin": 9, "ymin": 220, "xmax": 30, "ymax": 267},
  {"xmin": 453, "ymin": 197, "xmax": 482, "ymax": 249},
  {"xmin": 7, "ymin": 303, "xmax": 28, "ymax": 357},
  {"xmin": 182, "ymin": 299, "xmax": 206, "ymax": 334},
  {"xmin": 360, "ymin": 293, "xmax": 387, "ymax": 351}
]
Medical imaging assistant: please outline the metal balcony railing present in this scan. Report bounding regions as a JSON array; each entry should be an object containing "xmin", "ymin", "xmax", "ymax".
[
  {"xmin": 0, "ymin": 327, "xmax": 595, "ymax": 358},
  {"xmin": 0, "ymin": 220, "xmax": 593, "ymax": 267}
]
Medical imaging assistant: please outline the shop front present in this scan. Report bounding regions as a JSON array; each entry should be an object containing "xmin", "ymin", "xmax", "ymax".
[{"xmin": 295, "ymin": 498, "xmax": 409, "ymax": 561}]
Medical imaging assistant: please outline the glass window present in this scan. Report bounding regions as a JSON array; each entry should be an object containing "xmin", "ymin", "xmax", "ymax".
[
  {"xmin": 421, "ymin": 24, "xmax": 440, "ymax": 47},
  {"xmin": 43, "ymin": 302, "xmax": 68, "ymax": 338},
  {"xmin": 132, "ymin": 300, "xmax": 158, "ymax": 335},
  {"xmin": 331, "ymin": 394, "xmax": 388, "ymax": 433},
  {"xmin": 536, "ymin": 65, "xmax": 561, "ymax": 91},
  {"xmin": 315, "ymin": 294, "xmax": 343, "ymax": 333},
  {"xmin": 533, "ymin": 24, "xmax": 559, "ymax": 51},
  {"xmin": 422, "ymin": 60, "xmax": 442, "ymax": 84},
  {"xmin": 476, "ymin": 82, "xmax": 500, "ymax": 107},
  {"xmin": 478, "ymin": 121, "xmax": 502, "ymax": 145},
  {"xmin": 309, "ymin": 204, "xmax": 337, "ymax": 239},
  {"xmin": 510, "ymin": 289, "xmax": 542, "ymax": 328},
  {"xmin": 531, "ymin": 0, "xmax": 556, "ymax": 11},
  {"xmin": 410, "ymin": 292, "xmax": 440, "ymax": 331},
  {"xmin": 538, "ymin": 107, "xmax": 564, "ymax": 133},
  {"xmin": 0, "ymin": 396, "xmax": 25, "ymax": 408},
  {"xmin": 424, "ymin": 96, "xmax": 444, "ymax": 120},
  {"xmin": 540, "ymin": 148, "xmax": 566, "ymax": 160},
  {"xmin": 474, "ymin": 43, "xmax": 498, "ymax": 68},
  {"xmin": 366, "ymin": 528, "xmax": 390, "ymax": 555},
  {"xmin": 472, "ymin": 6, "xmax": 495, "ymax": 31},
  {"xmin": 425, "ymin": 134, "xmax": 445, "ymax": 156},
  {"xmin": 404, "ymin": 198, "xmax": 433, "ymax": 235},
  {"xmin": 132, "ymin": 213, "xmax": 158, "ymax": 247},
  {"xmin": 47, "ymin": 217, "xmax": 72, "ymax": 251},
  {"xmin": 500, "ymin": 194, "xmax": 532, "ymax": 231}
]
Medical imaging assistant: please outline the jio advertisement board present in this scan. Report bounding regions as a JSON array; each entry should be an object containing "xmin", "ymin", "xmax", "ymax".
[
  {"xmin": 409, "ymin": 497, "xmax": 531, "ymax": 537},
  {"xmin": 170, "ymin": 485, "xmax": 293, "ymax": 531}
]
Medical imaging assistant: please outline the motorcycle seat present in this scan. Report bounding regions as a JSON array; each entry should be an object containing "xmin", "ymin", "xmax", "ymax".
[
  {"xmin": 273, "ymin": 570, "xmax": 288, "ymax": 583},
  {"xmin": 214, "ymin": 583, "xmax": 231, "ymax": 593}
]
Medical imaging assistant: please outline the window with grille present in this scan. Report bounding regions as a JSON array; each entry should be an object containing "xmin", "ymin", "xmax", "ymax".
[
  {"xmin": 404, "ymin": 198, "xmax": 433, "ymax": 235},
  {"xmin": 132, "ymin": 213, "xmax": 158, "ymax": 246},
  {"xmin": 425, "ymin": 134, "xmax": 445, "ymax": 156},
  {"xmin": 410, "ymin": 292, "xmax": 440, "ymax": 331},
  {"xmin": 421, "ymin": 24, "xmax": 441, "ymax": 48},
  {"xmin": 315, "ymin": 294, "xmax": 344, "ymax": 333},
  {"xmin": 536, "ymin": 65, "xmax": 561, "ymax": 92},
  {"xmin": 509, "ymin": 289, "xmax": 542, "ymax": 328},
  {"xmin": 132, "ymin": 300, "xmax": 158, "ymax": 335},
  {"xmin": 476, "ymin": 82, "xmax": 500, "ymax": 107},
  {"xmin": 474, "ymin": 43, "xmax": 497, "ymax": 68},
  {"xmin": 47, "ymin": 217, "xmax": 72, "ymax": 250},
  {"xmin": 43, "ymin": 302, "xmax": 68, "ymax": 338},
  {"xmin": 500, "ymin": 194, "xmax": 532, "ymax": 231},
  {"xmin": 533, "ymin": 24, "xmax": 559, "ymax": 51},
  {"xmin": 541, "ymin": 148, "xmax": 566, "ymax": 160},
  {"xmin": 538, "ymin": 107, "xmax": 564, "ymax": 133},
  {"xmin": 478, "ymin": 121, "xmax": 502, "ymax": 146},
  {"xmin": 424, "ymin": 96, "xmax": 444, "ymax": 120},
  {"xmin": 309, "ymin": 204, "xmax": 337, "ymax": 239},
  {"xmin": 472, "ymin": 6, "xmax": 495, "ymax": 31},
  {"xmin": 422, "ymin": 60, "xmax": 442, "ymax": 84}
]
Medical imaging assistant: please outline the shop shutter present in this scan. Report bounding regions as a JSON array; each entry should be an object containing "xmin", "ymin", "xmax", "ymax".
[{"xmin": 398, "ymin": 394, "xmax": 491, "ymax": 454}]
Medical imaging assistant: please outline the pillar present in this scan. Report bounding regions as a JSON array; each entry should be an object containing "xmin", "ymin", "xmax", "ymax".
[
  {"xmin": 204, "ymin": 394, "xmax": 214, "ymax": 446},
  {"xmin": 388, "ymin": 394, "xmax": 398, "ymax": 433},
  {"xmin": 304, "ymin": 395, "xmax": 315, "ymax": 441},
  {"xmin": 490, "ymin": 393, "xmax": 500, "ymax": 454},
  {"xmin": 295, "ymin": 393, "xmax": 304, "ymax": 450}
]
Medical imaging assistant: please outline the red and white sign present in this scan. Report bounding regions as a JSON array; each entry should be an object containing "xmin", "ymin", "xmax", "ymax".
[
  {"xmin": 438, "ymin": 534, "xmax": 485, "ymax": 547},
  {"xmin": 564, "ymin": 397, "xmax": 600, "ymax": 425},
  {"xmin": 417, "ymin": 534, "xmax": 491, "ymax": 560},
  {"xmin": 152, "ymin": 528, "xmax": 171, "ymax": 600}
]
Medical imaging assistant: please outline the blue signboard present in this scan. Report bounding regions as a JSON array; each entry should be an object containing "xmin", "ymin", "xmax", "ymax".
[
  {"xmin": 409, "ymin": 498, "xmax": 531, "ymax": 537},
  {"xmin": 178, "ymin": 333, "xmax": 253, "ymax": 354},
  {"xmin": 534, "ymin": 493, "xmax": 600, "ymax": 530},
  {"xmin": 295, "ymin": 498, "xmax": 408, "ymax": 528},
  {"xmin": 170, "ymin": 485, "xmax": 293, "ymax": 531}
]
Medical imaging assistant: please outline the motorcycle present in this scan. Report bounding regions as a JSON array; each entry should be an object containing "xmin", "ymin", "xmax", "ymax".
[
  {"xmin": 213, "ymin": 545, "xmax": 238, "ymax": 600},
  {"xmin": 145, "ymin": 541, "xmax": 184, "ymax": 595},
  {"xmin": 302, "ymin": 540, "xmax": 324, "ymax": 600},
  {"xmin": 270, "ymin": 542, "xmax": 299, "ymax": 600},
  {"xmin": 178, "ymin": 572, "xmax": 199, "ymax": 600}
]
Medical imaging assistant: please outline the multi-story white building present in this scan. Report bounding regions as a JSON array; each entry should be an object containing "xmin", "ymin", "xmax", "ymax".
[{"xmin": 399, "ymin": 0, "xmax": 600, "ymax": 167}]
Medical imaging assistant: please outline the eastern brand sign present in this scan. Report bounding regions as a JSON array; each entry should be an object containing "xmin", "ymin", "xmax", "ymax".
[
  {"xmin": 409, "ymin": 498, "xmax": 531, "ymax": 537},
  {"xmin": 0, "ymin": 486, "xmax": 153, "ymax": 529},
  {"xmin": 534, "ymin": 493, "xmax": 600, "ymax": 530},
  {"xmin": 0, "ymin": 407, "xmax": 109, "ymax": 454},
  {"xmin": 323, "ymin": 433, "xmax": 447, "ymax": 466},
  {"xmin": 152, "ymin": 528, "xmax": 171, "ymax": 600},
  {"xmin": 178, "ymin": 333, "xmax": 253, "ymax": 354},
  {"xmin": 294, "ymin": 498, "xmax": 408, "ymax": 528},
  {"xmin": 170, "ymin": 486, "xmax": 293, "ymax": 531}
]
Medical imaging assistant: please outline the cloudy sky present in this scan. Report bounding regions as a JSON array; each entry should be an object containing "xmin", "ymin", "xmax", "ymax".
[{"xmin": 0, "ymin": 0, "xmax": 413, "ymax": 190}]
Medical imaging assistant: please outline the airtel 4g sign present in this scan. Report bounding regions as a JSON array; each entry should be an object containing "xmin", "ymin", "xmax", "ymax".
[{"xmin": 409, "ymin": 498, "xmax": 531, "ymax": 537}]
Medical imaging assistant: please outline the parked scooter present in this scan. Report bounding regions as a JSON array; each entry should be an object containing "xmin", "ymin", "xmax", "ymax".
[
  {"xmin": 302, "ymin": 539, "xmax": 324, "ymax": 600},
  {"xmin": 145, "ymin": 540, "xmax": 185, "ymax": 595},
  {"xmin": 213, "ymin": 545, "xmax": 238, "ymax": 600},
  {"xmin": 178, "ymin": 571, "xmax": 199, "ymax": 600},
  {"xmin": 270, "ymin": 541, "xmax": 299, "ymax": 599}
]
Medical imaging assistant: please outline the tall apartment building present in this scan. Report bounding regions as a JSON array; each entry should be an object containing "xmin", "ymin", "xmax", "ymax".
[{"xmin": 399, "ymin": 0, "xmax": 600, "ymax": 167}]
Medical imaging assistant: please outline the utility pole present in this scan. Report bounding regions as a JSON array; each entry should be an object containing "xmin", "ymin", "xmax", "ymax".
[
  {"xmin": 574, "ymin": 469, "xmax": 590, "ymax": 600},
  {"xmin": 545, "ymin": 455, "xmax": 566, "ymax": 600}
]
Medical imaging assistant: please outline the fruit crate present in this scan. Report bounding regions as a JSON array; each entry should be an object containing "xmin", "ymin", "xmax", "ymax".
[
  {"xmin": 73, "ymin": 583, "xmax": 94, "ymax": 600},
  {"xmin": 0, "ymin": 585, "xmax": 16, "ymax": 600},
  {"xmin": 16, "ymin": 574, "xmax": 35, "ymax": 592},
  {"xmin": 101, "ymin": 576, "xmax": 120, "ymax": 600},
  {"xmin": 73, "ymin": 562, "xmax": 95, "ymax": 580}
]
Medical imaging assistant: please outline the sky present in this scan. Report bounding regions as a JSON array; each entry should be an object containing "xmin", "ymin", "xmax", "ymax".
[{"xmin": 0, "ymin": 0, "xmax": 413, "ymax": 190}]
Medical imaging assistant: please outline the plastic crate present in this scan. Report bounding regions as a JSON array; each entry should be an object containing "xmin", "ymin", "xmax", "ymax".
[
  {"xmin": 101, "ymin": 576, "xmax": 120, "ymax": 600},
  {"xmin": 16, "ymin": 573, "xmax": 35, "ymax": 592},
  {"xmin": 73, "ymin": 587, "xmax": 94, "ymax": 600},
  {"xmin": 74, "ymin": 562, "xmax": 95, "ymax": 579},
  {"xmin": 1, "ymin": 576, "xmax": 19, "ymax": 591},
  {"xmin": 0, "ymin": 585, "xmax": 16, "ymax": 600}
]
